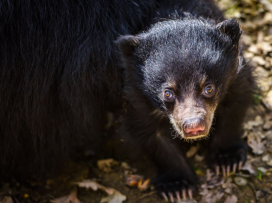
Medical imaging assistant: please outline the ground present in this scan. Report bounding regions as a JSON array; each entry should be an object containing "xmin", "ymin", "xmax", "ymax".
[{"xmin": 0, "ymin": 0, "xmax": 272, "ymax": 203}]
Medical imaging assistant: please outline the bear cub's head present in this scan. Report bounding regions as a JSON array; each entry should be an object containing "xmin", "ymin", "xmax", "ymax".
[{"xmin": 117, "ymin": 18, "xmax": 242, "ymax": 140}]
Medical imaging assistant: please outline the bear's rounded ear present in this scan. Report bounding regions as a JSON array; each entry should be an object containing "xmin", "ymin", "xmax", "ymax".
[
  {"xmin": 115, "ymin": 35, "xmax": 139, "ymax": 58},
  {"xmin": 216, "ymin": 19, "xmax": 242, "ymax": 43}
]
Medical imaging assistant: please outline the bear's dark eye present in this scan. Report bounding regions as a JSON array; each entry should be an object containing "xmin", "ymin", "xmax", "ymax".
[
  {"xmin": 203, "ymin": 84, "xmax": 215, "ymax": 98},
  {"xmin": 164, "ymin": 89, "xmax": 175, "ymax": 101}
]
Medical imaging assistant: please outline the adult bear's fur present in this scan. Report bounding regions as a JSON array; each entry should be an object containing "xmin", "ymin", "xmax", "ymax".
[{"xmin": 0, "ymin": 0, "xmax": 157, "ymax": 176}]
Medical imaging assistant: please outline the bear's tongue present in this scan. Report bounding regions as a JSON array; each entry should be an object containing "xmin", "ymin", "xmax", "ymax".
[{"xmin": 184, "ymin": 126, "xmax": 205, "ymax": 135}]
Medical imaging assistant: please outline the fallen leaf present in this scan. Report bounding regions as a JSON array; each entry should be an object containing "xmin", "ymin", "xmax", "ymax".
[
  {"xmin": 252, "ymin": 56, "xmax": 266, "ymax": 66},
  {"xmin": 100, "ymin": 189, "xmax": 126, "ymax": 203},
  {"xmin": 260, "ymin": 0, "xmax": 272, "ymax": 12},
  {"xmin": 266, "ymin": 159, "xmax": 272, "ymax": 166},
  {"xmin": 76, "ymin": 180, "xmax": 126, "ymax": 203},
  {"xmin": 224, "ymin": 194, "xmax": 238, "ymax": 203},
  {"xmin": 240, "ymin": 161, "xmax": 256, "ymax": 174},
  {"xmin": 248, "ymin": 45, "xmax": 259, "ymax": 54},
  {"xmin": 137, "ymin": 179, "xmax": 150, "ymax": 191},
  {"xmin": 206, "ymin": 174, "xmax": 224, "ymax": 189},
  {"xmin": 257, "ymin": 167, "xmax": 267, "ymax": 173},
  {"xmin": 51, "ymin": 189, "xmax": 81, "ymax": 203},
  {"xmin": 247, "ymin": 135, "xmax": 265, "ymax": 155},
  {"xmin": 200, "ymin": 189, "xmax": 224, "ymax": 203},
  {"xmin": 265, "ymin": 130, "xmax": 272, "ymax": 140},
  {"xmin": 77, "ymin": 179, "xmax": 104, "ymax": 190},
  {"xmin": 97, "ymin": 159, "xmax": 118, "ymax": 173},
  {"xmin": 262, "ymin": 154, "xmax": 270, "ymax": 162},
  {"xmin": 255, "ymin": 66, "xmax": 269, "ymax": 77},
  {"xmin": 248, "ymin": 116, "xmax": 263, "ymax": 127},
  {"xmin": 200, "ymin": 170, "xmax": 225, "ymax": 203},
  {"xmin": 222, "ymin": 178, "xmax": 236, "ymax": 194},
  {"xmin": 76, "ymin": 180, "xmax": 114, "ymax": 195},
  {"xmin": 125, "ymin": 175, "xmax": 143, "ymax": 187},
  {"xmin": 264, "ymin": 90, "xmax": 272, "ymax": 110},
  {"xmin": 263, "ymin": 120, "xmax": 272, "ymax": 130}
]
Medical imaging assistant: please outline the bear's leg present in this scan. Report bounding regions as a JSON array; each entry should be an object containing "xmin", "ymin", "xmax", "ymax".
[
  {"xmin": 124, "ymin": 108, "xmax": 197, "ymax": 200},
  {"xmin": 206, "ymin": 70, "xmax": 254, "ymax": 176}
]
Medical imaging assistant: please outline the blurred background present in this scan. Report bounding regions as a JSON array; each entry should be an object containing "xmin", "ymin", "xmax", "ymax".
[{"xmin": 216, "ymin": 0, "xmax": 272, "ymax": 105}]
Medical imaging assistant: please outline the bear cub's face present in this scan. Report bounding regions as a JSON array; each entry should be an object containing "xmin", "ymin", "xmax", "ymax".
[{"xmin": 117, "ymin": 18, "xmax": 242, "ymax": 140}]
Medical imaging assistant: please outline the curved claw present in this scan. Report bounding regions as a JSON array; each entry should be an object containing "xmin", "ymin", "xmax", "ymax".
[
  {"xmin": 233, "ymin": 163, "xmax": 237, "ymax": 173},
  {"xmin": 238, "ymin": 161, "xmax": 243, "ymax": 170},
  {"xmin": 182, "ymin": 189, "xmax": 187, "ymax": 199},
  {"xmin": 188, "ymin": 189, "xmax": 193, "ymax": 199},
  {"xmin": 155, "ymin": 174, "xmax": 196, "ymax": 201},
  {"xmin": 176, "ymin": 191, "xmax": 181, "ymax": 202},
  {"xmin": 161, "ymin": 192, "xmax": 168, "ymax": 202},
  {"xmin": 227, "ymin": 165, "xmax": 230, "ymax": 175},
  {"xmin": 169, "ymin": 192, "xmax": 174, "ymax": 203}
]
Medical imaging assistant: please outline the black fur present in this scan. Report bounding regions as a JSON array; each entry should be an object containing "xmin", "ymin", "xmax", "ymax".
[
  {"xmin": 0, "ymin": 0, "xmax": 156, "ymax": 177},
  {"xmin": 0, "ymin": 0, "xmax": 255, "ymax": 199},
  {"xmin": 117, "ymin": 1, "xmax": 255, "ymax": 197}
]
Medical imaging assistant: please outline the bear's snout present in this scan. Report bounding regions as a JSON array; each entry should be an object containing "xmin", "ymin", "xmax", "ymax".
[{"xmin": 183, "ymin": 118, "xmax": 205, "ymax": 137}]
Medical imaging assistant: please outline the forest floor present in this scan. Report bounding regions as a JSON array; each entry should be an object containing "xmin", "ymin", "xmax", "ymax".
[{"xmin": 1, "ymin": 0, "xmax": 272, "ymax": 203}]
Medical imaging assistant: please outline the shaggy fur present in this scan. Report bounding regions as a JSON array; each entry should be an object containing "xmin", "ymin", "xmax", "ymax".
[
  {"xmin": 117, "ymin": 0, "xmax": 255, "ymax": 197},
  {"xmin": 0, "ymin": 0, "xmax": 156, "ymax": 177}
]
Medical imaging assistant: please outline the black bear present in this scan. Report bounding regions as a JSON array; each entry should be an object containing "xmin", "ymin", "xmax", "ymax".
[
  {"xmin": 0, "ymin": 0, "xmax": 255, "ymax": 201},
  {"xmin": 116, "ymin": 1, "xmax": 255, "ymax": 201},
  {"xmin": 0, "ymin": 0, "xmax": 157, "ymax": 177}
]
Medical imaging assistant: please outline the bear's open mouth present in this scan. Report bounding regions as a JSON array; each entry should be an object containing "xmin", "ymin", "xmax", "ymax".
[
  {"xmin": 185, "ymin": 130, "xmax": 205, "ymax": 136},
  {"xmin": 184, "ymin": 133, "xmax": 207, "ymax": 140}
]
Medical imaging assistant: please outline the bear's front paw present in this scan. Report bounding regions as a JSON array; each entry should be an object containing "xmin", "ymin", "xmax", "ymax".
[
  {"xmin": 207, "ymin": 142, "xmax": 247, "ymax": 176},
  {"xmin": 154, "ymin": 170, "xmax": 197, "ymax": 202}
]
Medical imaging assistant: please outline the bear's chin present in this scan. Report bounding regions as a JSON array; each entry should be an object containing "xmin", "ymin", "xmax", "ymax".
[{"xmin": 184, "ymin": 134, "xmax": 208, "ymax": 140}]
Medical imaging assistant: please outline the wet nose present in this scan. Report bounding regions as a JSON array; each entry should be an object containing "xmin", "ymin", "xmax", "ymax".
[{"xmin": 183, "ymin": 118, "xmax": 205, "ymax": 136}]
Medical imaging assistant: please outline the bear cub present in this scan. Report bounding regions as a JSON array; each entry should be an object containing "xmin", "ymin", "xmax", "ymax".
[{"xmin": 116, "ymin": 13, "xmax": 254, "ymax": 200}]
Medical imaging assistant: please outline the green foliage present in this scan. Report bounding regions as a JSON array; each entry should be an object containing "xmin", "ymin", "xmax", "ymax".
[
  {"xmin": 253, "ymin": 93, "xmax": 263, "ymax": 105},
  {"xmin": 255, "ymin": 169, "xmax": 263, "ymax": 181}
]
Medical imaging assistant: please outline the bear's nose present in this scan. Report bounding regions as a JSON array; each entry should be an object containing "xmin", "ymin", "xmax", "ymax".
[{"xmin": 183, "ymin": 118, "xmax": 205, "ymax": 137}]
